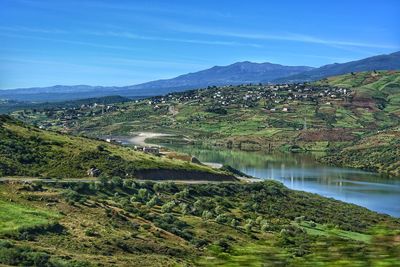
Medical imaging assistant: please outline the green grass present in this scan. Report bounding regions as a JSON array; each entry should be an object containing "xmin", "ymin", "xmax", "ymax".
[
  {"xmin": 0, "ymin": 200, "xmax": 59, "ymax": 235},
  {"xmin": 298, "ymin": 221, "xmax": 371, "ymax": 242}
]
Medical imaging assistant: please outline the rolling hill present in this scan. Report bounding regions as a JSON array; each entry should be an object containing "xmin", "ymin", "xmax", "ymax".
[{"xmin": 0, "ymin": 115, "xmax": 235, "ymax": 181}]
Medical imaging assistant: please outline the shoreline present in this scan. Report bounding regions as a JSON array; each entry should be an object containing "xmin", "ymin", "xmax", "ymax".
[{"xmin": 129, "ymin": 132, "xmax": 172, "ymax": 146}]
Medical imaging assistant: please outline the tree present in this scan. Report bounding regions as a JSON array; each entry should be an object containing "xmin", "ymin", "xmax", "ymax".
[
  {"xmin": 214, "ymin": 205, "xmax": 224, "ymax": 215},
  {"xmin": 244, "ymin": 223, "xmax": 252, "ymax": 233},
  {"xmin": 230, "ymin": 219, "xmax": 239, "ymax": 228},
  {"xmin": 111, "ymin": 176, "xmax": 123, "ymax": 187},
  {"xmin": 175, "ymin": 188, "xmax": 189, "ymax": 199},
  {"xmin": 98, "ymin": 174, "xmax": 109, "ymax": 187},
  {"xmin": 180, "ymin": 203, "xmax": 189, "ymax": 215},
  {"xmin": 244, "ymin": 219, "xmax": 254, "ymax": 233},
  {"xmin": 261, "ymin": 222, "xmax": 270, "ymax": 232},
  {"xmin": 215, "ymin": 214, "xmax": 227, "ymax": 224},
  {"xmin": 161, "ymin": 201, "xmax": 175, "ymax": 213},
  {"xmin": 146, "ymin": 196, "xmax": 159, "ymax": 208},
  {"xmin": 123, "ymin": 179, "xmax": 133, "ymax": 189},
  {"xmin": 202, "ymin": 210, "xmax": 213, "ymax": 220},
  {"xmin": 256, "ymin": 216, "xmax": 263, "ymax": 225},
  {"xmin": 193, "ymin": 199, "xmax": 203, "ymax": 214},
  {"xmin": 137, "ymin": 188, "xmax": 149, "ymax": 202}
]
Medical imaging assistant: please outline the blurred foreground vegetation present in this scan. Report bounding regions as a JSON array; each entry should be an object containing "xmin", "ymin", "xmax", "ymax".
[{"xmin": 0, "ymin": 179, "xmax": 399, "ymax": 266}]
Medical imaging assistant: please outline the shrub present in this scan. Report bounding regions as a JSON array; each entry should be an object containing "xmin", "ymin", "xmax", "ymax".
[
  {"xmin": 179, "ymin": 203, "xmax": 189, "ymax": 215},
  {"xmin": 244, "ymin": 223, "xmax": 252, "ymax": 233},
  {"xmin": 63, "ymin": 189, "xmax": 86, "ymax": 204},
  {"xmin": 111, "ymin": 176, "xmax": 123, "ymax": 187},
  {"xmin": 256, "ymin": 216, "xmax": 264, "ymax": 225},
  {"xmin": 98, "ymin": 174, "xmax": 109, "ymax": 187},
  {"xmin": 230, "ymin": 219, "xmax": 239, "ymax": 228},
  {"xmin": 137, "ymin": 188, "xmax": 149, "ymax": 202},
  {"xmin": 84, "ymin": 228, "xmax": 99, "ymax": 237},
  {"xmin": 141, "ymin": 224, "xmax": 151, "ymax": 230},
  {"xmin": 202, "ymin": 210, "xmax": 213, "ymax": 220},
  {"xmin": 161, "ymin": 201, "xmax": 175, "ymax": 213},
  {"xmin": 216, "ymin": 238, "xmax": 231, "ymax": 252},
  {"xmin": 215, "ymin": 214, "xmax": 228, "ymax": 224},
  {"xmin": 261, "ymin": 223, "xmax": 270, "ymax": 232},
  {"xmin": 146, "ymin": 196, "xmax": 159, "ymax": 208}
]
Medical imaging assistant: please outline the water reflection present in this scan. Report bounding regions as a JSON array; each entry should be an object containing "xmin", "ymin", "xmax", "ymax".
[{"xmin": 167, "ymin": 145, "xmax": 400, "ymax": 217}]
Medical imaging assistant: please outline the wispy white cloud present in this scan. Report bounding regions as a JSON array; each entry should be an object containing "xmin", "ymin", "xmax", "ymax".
[
  {"xmin": 169, "ymin": 24, "xmax": 400, "ymax": 50},
  {"xmin": 0, "ymin": 32, "xmax": 139, "ymax": 52},
  {"xmin": 6, "ymin": 0, "xmax": 399, "ymax": 51},
  {"xmin": 0, "ymin": 26, "xmax": 263, "ymax": 48},
  {"xmin": 77, "ymin": 1, "xmax": 234, "ymax": 19},
  {"xmin": 85, "ymin": 30, "xmax": 263, "ymax": 48},
  {"xmin": 9, "ymin": 0, "xmax": 234, "ymax": 20},
  {"xmin": 0, "ymin": 26, "xmax": 67, "ymax": 34}
]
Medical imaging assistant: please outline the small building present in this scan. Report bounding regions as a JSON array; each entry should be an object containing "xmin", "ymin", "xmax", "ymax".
[
  {"xmin": 143, "ymin": 146, "xmax": 160, "ymax": 155},
  {"xmin": 105, "ymin": 138, "xmax": 122, "ymax": 145},
  {"xmin": 87, "ymin": 167, "xmax": 101, "ymax": 177},
  {"xmin": 134, "ymin": 145, "xmax": 144, "ymax": 151}
]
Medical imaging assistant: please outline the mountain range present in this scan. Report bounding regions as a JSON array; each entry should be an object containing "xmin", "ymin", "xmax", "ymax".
[{"xmin": 1, "ymin": 51, "xmax": 399, "ymax": 102}]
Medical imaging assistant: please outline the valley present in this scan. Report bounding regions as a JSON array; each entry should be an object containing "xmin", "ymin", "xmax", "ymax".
[
  {"xmin": 1, "ymin": 70, "xmax": 400, "ymax": 266},
  {"xmin": 15, "ymin": 71, "xmax": 400, "ymax": 176}
]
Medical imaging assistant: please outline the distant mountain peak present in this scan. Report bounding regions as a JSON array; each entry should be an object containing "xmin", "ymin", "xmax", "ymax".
[{"xmin": 2, "ymin": 51, "xmax": 399, "ymax": 102}]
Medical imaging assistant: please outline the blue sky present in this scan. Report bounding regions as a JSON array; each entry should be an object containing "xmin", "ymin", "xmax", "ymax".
[{"xmin": 1, "ymin": 0, "xmax": 399, "ymax": 89}]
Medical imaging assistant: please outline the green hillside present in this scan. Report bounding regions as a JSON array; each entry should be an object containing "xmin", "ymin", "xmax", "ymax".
[
  {"xmin": 0, "ymin": 180, "xmax": 399, "ymax": 266},
  {"xmin": 13, "ymin": 71, "xmax": 400, "ymax": 175},
  {"xmin": 322, "ymin": 128, "xmax": 400, "ymax": 176},
  {"xmin": 0, "ymin": 115, "xmax": 234, "ymax": 181},
  {"xmin": 314, "ymin": 72, "xmax": 400, "ymax": 175},
  {"xmin": 315, "ymin": 70, "xmax": 400, "ymax": 116}
]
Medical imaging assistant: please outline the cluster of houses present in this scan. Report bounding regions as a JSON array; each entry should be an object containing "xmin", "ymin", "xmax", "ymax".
[
  {"xmin": 17, "ymin": 82, "xmax": 352, "ymax": 133},
  {"xmin": 20, "ymin": 103, "xmax": 121, "ymax": 131},
  {"xmin": 103, "ymin": 138, "xmax": 161, "ymax": 155},
  {"xmin": 104, "ymin": 138, "xmax": 160, "ymax": 155},
  {"xmin": 144, "ymin": 83, "xmax": 351, "ymax": 112}
]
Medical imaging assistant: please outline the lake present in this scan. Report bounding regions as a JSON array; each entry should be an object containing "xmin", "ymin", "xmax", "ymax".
[{"xmin": 164, "ymin": 145, "xmax": 400, "ymax": 218}]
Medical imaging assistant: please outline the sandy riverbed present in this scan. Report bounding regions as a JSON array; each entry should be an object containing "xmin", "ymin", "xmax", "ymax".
[{"xmin": 129, "ymin": 132, "xmax": 172, "ymax": 146}]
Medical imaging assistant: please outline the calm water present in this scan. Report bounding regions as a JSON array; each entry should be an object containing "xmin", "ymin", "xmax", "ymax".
[{"xmin": 165, "ymin": 145, "xmax": 400, "ymax": 217}]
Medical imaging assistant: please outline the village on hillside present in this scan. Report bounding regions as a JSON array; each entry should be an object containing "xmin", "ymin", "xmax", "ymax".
[{"xmin": 11, "ymin": 82, "xmax": 352, "ymax": 132}]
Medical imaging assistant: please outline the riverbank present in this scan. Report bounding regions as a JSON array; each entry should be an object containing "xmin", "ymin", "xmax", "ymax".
[
  {"xmin": 162, "ymin": 144, "xmax": 400, "ymax": 217},
  {"xmin": 129, "ymin": 132, "xmax": 173, "ymax": 146}
]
